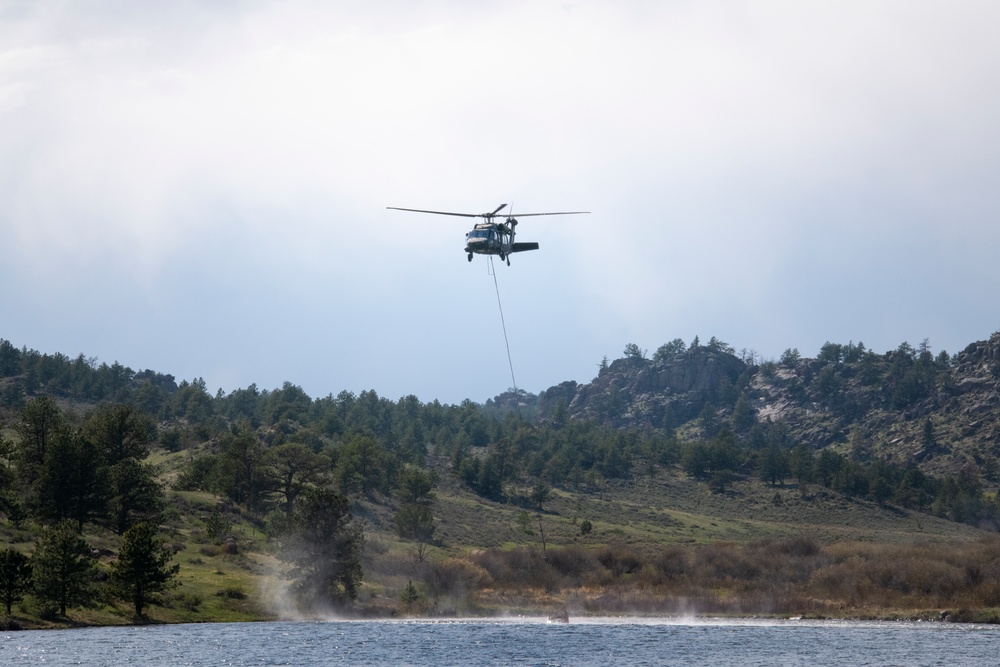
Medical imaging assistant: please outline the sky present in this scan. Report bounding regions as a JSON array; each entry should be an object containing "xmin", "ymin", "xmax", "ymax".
[{"xmin": 3, "ymin": 1, "xmax": 1000, "ymax": 405}]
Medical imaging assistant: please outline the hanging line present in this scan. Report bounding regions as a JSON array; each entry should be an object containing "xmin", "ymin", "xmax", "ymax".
[{"xmin": 488, "ymin": 255, "xmax": 520, "ymax": 416}]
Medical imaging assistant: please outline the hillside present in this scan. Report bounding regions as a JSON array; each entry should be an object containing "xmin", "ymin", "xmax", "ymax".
[{"xmin": 2, "ymin": 333, "xmax": 1000, "ymax": 625}]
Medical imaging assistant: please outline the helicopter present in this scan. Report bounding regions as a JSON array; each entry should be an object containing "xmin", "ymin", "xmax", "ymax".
[{"xmin": 386, "ymin": 203, "xmax": 589, "ymax": 265}]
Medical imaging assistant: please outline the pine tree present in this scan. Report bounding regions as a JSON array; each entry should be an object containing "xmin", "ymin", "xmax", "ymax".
[
  {"xmin": 278, "ymin": 488, "xmax": 363, "ymax": 609},
  {"xmin": 0, "ymin": 548, "xmax": 32, "ymax": 615},
  {"xmin": 760, "ymin": 442, "xmax": 791, "ymax": 487},
  {"xmin": 32, "ymin": 521, "xmax": 98, "ymax": 617},
  {"xmin": 109, "ymin": 523, "xmax": 179, "ymax": 618},
  {"xmin": 394, "ymin": 468, "xmax": 437, "ymax": 561}
]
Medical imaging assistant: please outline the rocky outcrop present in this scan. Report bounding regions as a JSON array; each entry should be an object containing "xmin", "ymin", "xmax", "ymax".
[
  {"xmin": 515, "ymin": 332, "xmax": 1000, "ymax": 479},
  {"xmin": 488, "ymin": 331, "xmax": 1000, "ymax": 478},
  {"xmin": 536, "ymin": 347, "xmax": 747, "ymax": 429},
  {"xmin": 956, "ymin": 331, "xmax": 1000, "ymax": 368}
]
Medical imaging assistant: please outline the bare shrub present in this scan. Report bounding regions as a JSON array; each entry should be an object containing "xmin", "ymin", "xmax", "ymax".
[
  {"xmin": 471, "ymin": 547, "xmax": 553, "ymax": 589},
  {"xmin": 215, "ymin": 586, "xmax": 246, "ymax": 600},
  {"xmin": 650, "ymin": 546, "xmax": 688, "ymax": 582},
  {"xmin": 775, "ymin": 537, "xmax": 822, "ymax": 558},
  {"xmin": 741, "ymin": 539, "xmax": 829, "ymax": 590},
  {"xmin": 693, "ymin": 542, "xmax": 760, "ymax": 586},
  {"xmin": 809, "ymin": 557, "xmax": 871, "ymax": 604},
  {"xmin": 364, "ymin": 536, "xmax": 1000, "ymax": 615},
  {"xmin": 596, "ymin": 544, "xmax": 645, "ymax": 578},
  {"xmin": 546, "ymin": 546, "xmax": 602, "ymax": 586},
  {"xmin": 901, "ymin": 557, "xmax": 964, "ymax": 601},
  {"xmin": 167, "ymin": 590, "xmax": 203, "ymax": 611},
  {"xmin": 975, "ymin": 577, "xmax": 1000, "ymax": 607},
  {"xmin": 805, "ymin": 542, "xmax": 982, "ymax": 607},
  {"xmin": 423, "ymin": 558, "xmax": 492, "ymax": 599}
]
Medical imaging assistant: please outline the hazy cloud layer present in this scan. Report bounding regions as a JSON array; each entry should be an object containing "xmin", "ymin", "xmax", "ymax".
[{"xmin": 3, "ymin": 1, "xmax": 999, "ymax": 403}]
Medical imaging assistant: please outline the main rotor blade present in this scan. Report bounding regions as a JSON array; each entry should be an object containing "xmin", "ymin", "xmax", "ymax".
[
  {"xmin": 386, "ymin": 207, "xmax": 479, "ymax": 218},
  {"xmin": 388, "ymin": 206, "xmax": 589, "ymax": 219},
  {"xmin": 503, "ymin": 211, "xmax": 590, "ymax": 217}
]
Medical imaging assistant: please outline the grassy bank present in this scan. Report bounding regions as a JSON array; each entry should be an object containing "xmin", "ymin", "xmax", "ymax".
[
  {"xmin": 5, "ymin": 533, "xmax": 1000, "ymax": 629},
  {"xmin": 3, "ymin": 448, "xmax": 999, "ymax": 629}
]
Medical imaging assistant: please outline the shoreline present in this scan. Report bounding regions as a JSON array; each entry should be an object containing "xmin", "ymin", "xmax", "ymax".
[{"xmin": 6, "ymin": 605, "xmax": 999, "ymax": 632}]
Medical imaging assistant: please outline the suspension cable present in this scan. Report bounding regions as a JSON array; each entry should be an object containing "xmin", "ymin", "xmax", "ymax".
[{"xmin": 488, "ymin": 256, "xmax": 520, "ymax": 412}]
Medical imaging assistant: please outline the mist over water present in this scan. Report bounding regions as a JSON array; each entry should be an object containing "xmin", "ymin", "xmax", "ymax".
[{"xmin": 4, "ymin": 618, "xmax": 999, "ymax": 666}]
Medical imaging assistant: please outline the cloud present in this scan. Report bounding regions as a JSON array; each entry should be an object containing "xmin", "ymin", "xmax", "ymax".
[{"xmin": 3, "ymin": 1, "xmax": 1000, "ymax": 402}]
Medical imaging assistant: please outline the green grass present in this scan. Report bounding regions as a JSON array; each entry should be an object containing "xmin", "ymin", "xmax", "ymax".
[
  {"xmin": 427, "ymin": 468, "xmax": 983, "ymax": 555},
  {"xmin": 2, "ymin": 451, "xmax": 993, "ymax": 628}
]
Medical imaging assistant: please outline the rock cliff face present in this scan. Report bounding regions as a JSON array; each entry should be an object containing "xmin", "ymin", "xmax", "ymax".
[{"xmin": 535, "ymin": 347, "xmax": 748, "ymax": 429}]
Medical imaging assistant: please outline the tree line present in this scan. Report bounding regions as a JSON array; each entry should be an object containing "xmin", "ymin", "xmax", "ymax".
[{"xmin": 0, "ymin": 398, "xmax": 177, "ymax": 620}]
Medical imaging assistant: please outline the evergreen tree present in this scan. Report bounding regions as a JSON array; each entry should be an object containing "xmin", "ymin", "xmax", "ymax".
[
  {"xmin": 816, "ymin": 449, "xmax": 842, "ymax": 487},
  {"xmin": 759, "ymin": 442, "xmax": 791, "ymax": 487},
  {"xmin": 32, "ymin": 520, "xmax": 98, "ymax": 617},
  {"xmin": 33, "ymin": 432, "xmax": 108, "ymax": 531},
  {"xmin": 623, "ymin": 343, "xmax": 647, "ymax": 360},
  {"xmin": 0, "ymin": 548, "xmax": 32, "ymax": 615},
  {"xmin": 869, "ymin": 461, "xmax": 894, "ymax": 505},
  {"xmin": 394, "ymin": 504, "xmax": 435, "ymax": 562},
  {"xmin": 706, "ymin": 337, "xmax": 734, "ymax": 354},
  {"xmin": 530, "ymin": 479, "xmax": 551, "ymax": 510},
  {"xmin": 653, "ymin": 338, "xmax": 687, "ymax": 363},
  {"xmin": 267, "ymin": 443, "xmax": 330, "ymax": 516},
  {"xmin": 731, "ymin": 394, "xmax": 757, "ymax": 432},
  {"xmin": 278, "ymin": 488, "xmax": 363, "ymax": 608},
  {"xmin": 0, "ymin": 431, "xmax": 14, "ymax": 509},
  {"xmin": 335, "ymin": 434, "xmax": 395, "ymax": 495},
  {"xmin": 396, "ymin": 467, "xmax": 437, "ymax": 505},
  {"xmin": 82, "ymin": 403, "xmax": 156, "ymax": 466},
  {"xmin": 15, "ymin": 396, "xmax": 66, "ymax": 481},
  {"xmin": 681, "ymin": 441, "xmax": 711, "ymax": 479},
  {"xmin": 551, "ymin": 398, "xmax": 568, "ymax": 428},
  {"xmin": 790, "ymin": 443, "xmax": 814, "ymax": 485},
  {"xmin": 217, "ymin": 425, "xmax": 271, "ymax": 513},
  {"xmin": 475, "ymin": 454, "xmax": 504, "ymax": 499},
  {"xmin": 921, "ymin": 418, "xmax": 937, "ymax": 453},
  {"xmin": 780, "ymin": 348, "xmax": 801, "ymax": 366},
  {"xmin": 708, "ymin": 430, "xmax": 740, "ymax": 473},
  {"xmin": 598, "ymin": 356, "xmax": 609, "ymax": 374},
  {"xmin": 109, "ymin": 523, "xmax": 179, "ymax": 618},
  {"xmin": 107, "ymin": 459, "xmax": 164, "ymax": 535},
  {"xmin": 400, "ymin": 579, "xmax": 420, "ymax": 609},
  {"xmin": 394, "ymin": 468, "xmax": 437, "ymax": 562}
]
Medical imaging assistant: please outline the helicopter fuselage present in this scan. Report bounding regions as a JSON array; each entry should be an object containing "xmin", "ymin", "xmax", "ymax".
[{"xmin": 464, "ymin": 222, "xmax": 538, "ymax": 262}]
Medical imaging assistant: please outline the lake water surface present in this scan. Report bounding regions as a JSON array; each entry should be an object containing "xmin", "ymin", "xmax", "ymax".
[{"xmin": 3, "ymin": 617, "xmax": 999, "ymax": 666}]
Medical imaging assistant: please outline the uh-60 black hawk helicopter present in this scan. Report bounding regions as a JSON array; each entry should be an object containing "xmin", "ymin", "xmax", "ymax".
[{"xmin": 386, "ymin": 203, "xmax": 589, "ymax": 265}]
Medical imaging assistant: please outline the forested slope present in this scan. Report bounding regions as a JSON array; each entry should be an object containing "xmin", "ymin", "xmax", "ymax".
[{"xmin": 2, "ymin": 333, "xmax": 1000, "ymax": 625}]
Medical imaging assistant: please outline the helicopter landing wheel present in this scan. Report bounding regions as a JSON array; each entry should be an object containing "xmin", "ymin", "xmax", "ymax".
[
  {"xmin": 467, "ymin": 253, "xmax": 473, "ymax": 262},
  {"xmin": 506, "ymin": 257, "xmax": 511, "ymax": 266}
]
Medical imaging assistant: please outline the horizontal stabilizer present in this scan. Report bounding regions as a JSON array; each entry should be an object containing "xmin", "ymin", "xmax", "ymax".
[{"xmin": 511, "ymin": 242, "xmax": 540, "ymax": 253}]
